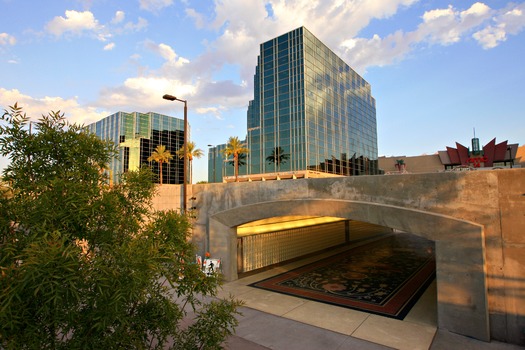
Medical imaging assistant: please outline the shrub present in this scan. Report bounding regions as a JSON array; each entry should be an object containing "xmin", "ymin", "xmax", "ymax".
[{"xmin": 0, "ymin": 104, "xmax": 241, "ymax": 349}]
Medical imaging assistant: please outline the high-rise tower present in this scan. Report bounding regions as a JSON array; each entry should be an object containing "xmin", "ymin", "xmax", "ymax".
[
  {"xmin": 209, "ymin": 27, "xmax": 378, "ymax": 182},
  {"xmin": 88, "ymin": 111, "xmax": 185, "ymax": 184}
]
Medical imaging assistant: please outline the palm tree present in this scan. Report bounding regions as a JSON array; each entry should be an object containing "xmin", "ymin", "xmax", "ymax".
[
  {"xmin": 147, "ymin": 145, "xmax": 173, "ymax": 185},
  {"xmin": 176, "ymin": 141, "xmax": 204, "ymax": 184},
  {"xmin": 227, "ymin": 152, "xmax": 246, "ymax": 167},
  {"xmin": 266, "ymin": 146, "xmax": 290, "ymax": 172},
  {"xmin": 221, "ymin": 136, "xmax": 249, "ymax": 182},
  {"xmin": 226, "ymin": 153, "xmax": 247, "ymax": 181}
]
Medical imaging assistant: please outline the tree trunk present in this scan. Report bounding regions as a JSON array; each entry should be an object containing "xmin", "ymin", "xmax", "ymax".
[
  {"xmin": 189, "ymin": 159, "xmax": 193, "ymax": 185},
  {"xmin": 234, "ymin": 154, "xmax": 239, "ymax": 182},
  {"xmin": 159, "ymin": 162, "xmax": 163, "ymax": 185}
]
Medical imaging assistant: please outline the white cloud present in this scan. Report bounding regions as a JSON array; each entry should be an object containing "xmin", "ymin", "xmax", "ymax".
[
  {"xmin": 97, "ymin": 76, "xmax": 196, "ymax": 111},
  {"xmin": 112, "ymin": 11, "xmax": 125, "ymax": 24},
  {"xmin": 0, "ymin": 33, "xmax": 16, "ymax": 46},
  {"xmin": 420, "ymin": 6, "xmax": 463, "ymax": 44},
  {"xmin": 139, "ymin": 0, "xmax": 173, "ymax": 12},
  {"xmin": 416, "ymin": 3, "xmax": 492, "ymax": 46},
  {"xmin": 157, "ymin": 43, "xmax": 177, "ymax": 61},
  {"xmin": 502, "ymin": 6, "xmax": 525, "ymax": 34},
  {"xmin": 473, "ymin": 25, "xmax": 506, "ymax": 49},
  {"xmin": 97, "ymin": 32, "xmax": 112, "ymax": 42},
  {"xmin": 340, "ymin": 31, "xmax": 412, "ymax": 71},
  {"xmin": 195, "ymin": 106, "xmax": 226, "ymax": 120},
  {"xmin": 337, "ymin": 2, "xmax": 525, "ymax": 72},
  {"xmin": 0, "ymin": 88, "xmax": 109, "ymax": 126},
  {"xmin": 46, "ymin": 10, "xmax": 101, "ymax": 37},
  {"xmin": 462, "ymin": 2, "xmax": 491, "ymax": 19},
  {"xmin": 473, "ymin": 4, "xmax": 525, "ymax": 49},
  {"xmin": 143, "ymin": 41, "xmax": 190, "ymax": 70},
  {"xmin": 45, "ymin": 10, "xmax": 147, "ymax": 42},
  {"xmin": 103, "ymin": 42, "xmax": 115, "ymax": 51},
  {"xmin": 96, "ymin": 64, "xmax": 250, "ymax": 121},
  {"xmin": 123, "ymin": 17, "xmax": 148, "ymax": 32}
]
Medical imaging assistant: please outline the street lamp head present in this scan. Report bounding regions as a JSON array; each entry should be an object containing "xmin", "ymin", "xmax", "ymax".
[
  {"xmin": 163, "ymin": 94, "xmax": 187, "ymax": 103},
  {"xmin": 163, "ymin": 94, "xmax": 177, "ymax": 101}
]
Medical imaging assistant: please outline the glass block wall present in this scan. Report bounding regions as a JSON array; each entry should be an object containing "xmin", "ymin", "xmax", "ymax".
[
  {"xmin": 237, "ymin": 221, "xmax": 347, "ymax": 273},
  {"xmin": 88, "ymin": 111, "xmax": 185, "ymax": 184},
  {"xmin": 237, "ymin": 220, "xmax": 393, "ymax": 273}
]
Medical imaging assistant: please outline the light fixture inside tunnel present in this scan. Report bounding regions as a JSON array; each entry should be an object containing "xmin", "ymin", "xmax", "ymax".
[{"xmin": 237, "ymin": 216, "xmax": 346, "ymax": 236}]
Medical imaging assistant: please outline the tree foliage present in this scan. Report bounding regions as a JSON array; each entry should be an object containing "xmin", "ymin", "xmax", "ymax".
[
  {"xmin": 147, "ymin": 145, "xmax": 174, "ymax": 185},
  {"xmin": 0, "ymin": 104, "xmax": 241, "ymax": 349},
  {"xmin": 176, "ymin": 141, "xmax": 204, "ymax": 184},
  {"xmin": 221, "ymin": 137, "xmax": 249, "ymax": 182},
  {"xmin": 227, "ymin": 152, "xmax": 246, "ymax": 168}
]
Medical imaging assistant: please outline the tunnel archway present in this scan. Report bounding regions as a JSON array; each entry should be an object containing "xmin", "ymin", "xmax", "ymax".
[{"xmin": 210, "ymin": 198, "xmax": 489, "ymax": 342}]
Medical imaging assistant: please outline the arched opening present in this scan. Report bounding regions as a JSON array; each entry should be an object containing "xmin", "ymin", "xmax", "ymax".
[{"xmin": 209, "ymin": 199, "xmax": 489, "ymax": 342}]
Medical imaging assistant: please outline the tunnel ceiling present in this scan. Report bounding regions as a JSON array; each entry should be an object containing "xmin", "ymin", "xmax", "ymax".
[{"xmin": 237, "ymin": 215, "xmax": 346, "ymax": 236}]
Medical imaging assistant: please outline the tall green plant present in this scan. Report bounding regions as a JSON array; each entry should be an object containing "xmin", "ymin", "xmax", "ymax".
[
  {"xmin": 221, "ymin": 136, "xmax": 249, "ymax": 182},
  {"xmin": 176, "ymin": 141, "xmax": 204, "ymax": 184},
  {"xmin": 0, "ymin": 104, "xmax": 241, "ymax": 349},
  {"xmin": 228, "ymin": 152, "xmax": 246, "ymax": 167},
  {"xmin": 148, "ymin": 145, "xmax": 174, "ymax": 185}
]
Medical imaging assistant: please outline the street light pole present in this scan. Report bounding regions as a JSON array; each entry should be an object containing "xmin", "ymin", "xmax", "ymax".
[{"xmin": 163, "ymin": 94, "xmax": 188, "ymax": 212}]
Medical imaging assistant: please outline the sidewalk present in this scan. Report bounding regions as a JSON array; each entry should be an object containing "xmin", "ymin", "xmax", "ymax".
[
  {"xmin": 217, "ymin": 247, "xmax": 522, "ymax": 350},
  {"xmin": 223, "ymin": 305, "xmax": 522, "ymax": 350}
]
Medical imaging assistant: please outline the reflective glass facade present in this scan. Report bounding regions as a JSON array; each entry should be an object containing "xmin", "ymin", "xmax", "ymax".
[
  {"xmin": 88, "ymin": 111, "xmax": 185, "ymax": 184},
  {"xmin": 208, "ymin": 27, "xmax": 378, "ymax": 182},
  {"xmin": 208, "ymin": 143, "xmax": 249, "ymax": 183}
]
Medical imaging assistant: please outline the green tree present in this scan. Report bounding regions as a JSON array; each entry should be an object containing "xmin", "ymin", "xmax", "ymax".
[
  {"xmin": 221, "ymin": 136, "xmax": 249, "ymax": 182},
  {"xmin": 0, "ymin": 104, "xmax": 241, "ymax": 349},
  {"xmin": 176, "ymin": 141, "xmax": 204, "ymax": 184},
  {"xmin": 148, "ymin": 145, "xmax": 173, "ymax": 185},
  {"xmin": 226, "ymin": 153, "xmax": 246, "ymax": 180},
  {"xmin": 266, "ymin": 146, "xmax": 290, "ymax": 172},
  {"xmin": 227, "ymin": 152, "xmax": 246, "ymax": 168}
]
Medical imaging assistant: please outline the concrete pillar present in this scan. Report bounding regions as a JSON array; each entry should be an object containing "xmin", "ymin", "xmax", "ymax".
[
  {"xmin": 209, "ymin": 217, "xmax": 238, "ymax": 281},
  {"xmin": 435, "ymin": 226, "xmax": 490, "ymax": 342}
]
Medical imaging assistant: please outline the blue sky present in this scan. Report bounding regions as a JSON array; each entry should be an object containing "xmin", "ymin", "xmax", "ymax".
[{"xmin": 1, "ymin": 0, "xmax": 524, "ymax": 182}]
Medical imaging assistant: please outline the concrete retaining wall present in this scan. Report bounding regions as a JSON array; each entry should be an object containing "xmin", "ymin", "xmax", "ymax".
[{"xmin": 152, "ymin": 169, "xmax": 525, "ymax": 345}]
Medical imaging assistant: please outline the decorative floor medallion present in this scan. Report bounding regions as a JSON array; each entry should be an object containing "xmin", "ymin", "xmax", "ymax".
[{"xmin": 250, "ymin": 233, "xmax": 435, "ymax": 319}]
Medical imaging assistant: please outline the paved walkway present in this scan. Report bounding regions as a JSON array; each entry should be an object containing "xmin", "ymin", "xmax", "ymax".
[
  {"xmin": 223, "ymin": 306, "xmax": 522, "ymax": 350},
  {"xmin": 217, "ymin": 246, "xmax": 522, "ymax": 350}
]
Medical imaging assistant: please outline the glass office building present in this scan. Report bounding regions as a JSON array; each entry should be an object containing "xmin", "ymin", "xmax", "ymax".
[
  {"xmin": 88, "ymin": 111, "xmax": 185, "ymax": 185},
  {"xmin": 208, "ymin": 26, "xmax": 378, "ymax": 182}
]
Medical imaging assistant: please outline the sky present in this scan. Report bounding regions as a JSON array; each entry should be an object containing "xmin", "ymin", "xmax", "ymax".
[{"xmin": 1, "ymin": 0, "xmax": 524, "ymax": 183}]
